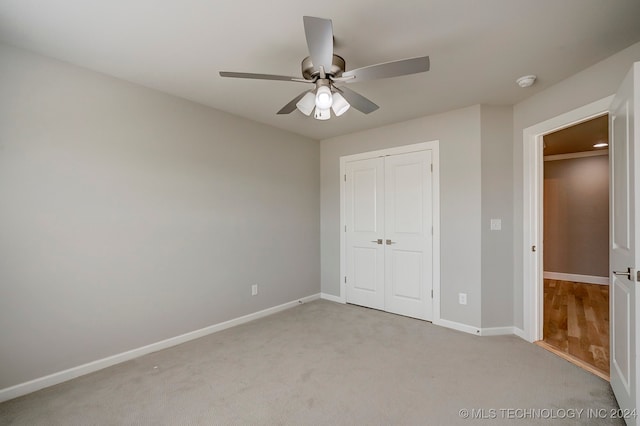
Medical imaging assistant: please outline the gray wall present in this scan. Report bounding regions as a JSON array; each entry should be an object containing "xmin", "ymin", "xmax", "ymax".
[
  {"xmin": 543, "ymin": 155, "xmax": 609, "ymax": 277},
  {"xmin": 480, "ymin": 106, "xmax": 514, "ymax": 328},
  {"xmin": 512, "ymin": 41, "xmax": 640, "ymax": 328},
  {"xmin": 320, "ymin": 106, "xmax": 483, "ymax": 328},
  {"xmin": 0, "ymin": 44, "xmax": 320, "ymax": 389}
]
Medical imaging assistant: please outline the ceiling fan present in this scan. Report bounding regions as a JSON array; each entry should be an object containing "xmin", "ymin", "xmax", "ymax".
[{"xmin": 219, "ymin": 16, "xmax": 430, "ymax": 120}]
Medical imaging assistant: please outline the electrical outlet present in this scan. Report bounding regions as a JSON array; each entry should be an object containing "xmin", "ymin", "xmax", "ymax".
[
  {"xmin": 490, "ymin": 219, "xmax": 502, "ymax": 231},
  {"xmin": 251, "ymin": 284, "xmax": 258, "ymax": 296},
  {"xmin": 459, "ymin": 293, "xmax": 467, "ymax": 305}
]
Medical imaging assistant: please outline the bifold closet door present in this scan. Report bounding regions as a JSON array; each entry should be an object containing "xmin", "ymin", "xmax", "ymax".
[
  {"xmin": 345, "ymin": 150, "xmax": 433, "ymax": 320},
  {"xmin": 383, "ymin": 150, "xmax": 433, "ymax": 320},
  {"xmin": 345, "ymin": 157, "xmax": 385, "ymax": 310}
]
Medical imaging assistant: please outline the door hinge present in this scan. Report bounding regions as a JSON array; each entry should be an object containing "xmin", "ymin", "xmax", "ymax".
[
  {"xmin": 531, "ymin": 245, "xmax": 536, "ymax": 252},
  {"xmin": 344, "ymin": 225, "xmax": 347, "ymax": 232},
  {"xmin": 430, "ymin": 163, "xmax": 433, "ymax": 172},
  {"xmin": 344, "ymin": 174, "xmax": 346, "ymax": 182},
  {"xmin": 431, "ymin": 289, "xmax": 433, "ymax": 298},
  {"xmin": 637, "ymin": 270, "xmax": 640, "ymax": 282},
  {"xmin": 431, "ymin": 226, "xmax": 433, "ymax": 235},
  {"xmin": 344, "ymin": 276, "xmax": 347, "ymax": 284}
]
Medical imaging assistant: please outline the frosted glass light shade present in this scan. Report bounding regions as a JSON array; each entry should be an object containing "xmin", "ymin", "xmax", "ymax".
[
  {"xmin": 314, "ymin": 108, "xmax": 330, "ymax": 120},
  {"xmin": 315, "ymin": 86, "xmax": 333, "ymax": 110},
  {"xmin": 296, "ymin": 92, "xmax": 316, "ymax": 116},
  {"xmin": 331, "ymin": 92, "xmax": 350, "ymax": 116}
]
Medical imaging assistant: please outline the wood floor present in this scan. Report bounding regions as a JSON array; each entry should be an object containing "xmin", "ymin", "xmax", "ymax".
[{"xmin": 543, "ymin": 279, "xmax": 609, "ymax": 378}]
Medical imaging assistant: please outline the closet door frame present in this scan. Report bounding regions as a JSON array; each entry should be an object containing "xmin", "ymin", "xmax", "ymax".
[{"xmin": 339, "ymin": 140, "xmax": 441, "ymax": 322}]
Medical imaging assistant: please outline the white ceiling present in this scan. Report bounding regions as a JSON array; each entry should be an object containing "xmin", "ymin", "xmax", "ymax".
[{"xmin": 2, "ymin": 1, "xmax": 640, "ymax": 140}]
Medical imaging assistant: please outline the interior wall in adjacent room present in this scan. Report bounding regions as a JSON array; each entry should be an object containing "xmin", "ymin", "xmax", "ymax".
[{"xmin": 543, "ymin": 155, "xmax": 609, "ymax": 278}]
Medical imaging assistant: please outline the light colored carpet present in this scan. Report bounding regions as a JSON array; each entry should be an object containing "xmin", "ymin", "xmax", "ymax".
[{"xmin": 0, "ymin": 300, "xmax": 621, "ymax": 425}]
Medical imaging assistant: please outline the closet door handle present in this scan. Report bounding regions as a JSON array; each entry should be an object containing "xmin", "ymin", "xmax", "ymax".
[
  {"xmin": 386, "ymin": 239, "xmax": 396, "ymax": 245},
  {"xmin": 613, "ymin": 267, "xmax": 632, "ymax": 279},
  {"xmin": 370, "ymin": 239, "xmax": 383, "ymax": 245}
]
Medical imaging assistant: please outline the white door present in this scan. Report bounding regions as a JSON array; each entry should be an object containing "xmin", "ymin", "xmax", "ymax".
[
  {"xmin": 610, "ymin": 62, "xmax": 640, "ymax": 422},
  {"xmin": 384, "ymin": 151, "xmax": 433, "ymax": 320},
  {"xmin": 345, "ymin": 150, "xmax": 433, "ymax": 321},
  {"xmin": 345, "ymin": 157, "xmax": 385, "ymax": 310}
]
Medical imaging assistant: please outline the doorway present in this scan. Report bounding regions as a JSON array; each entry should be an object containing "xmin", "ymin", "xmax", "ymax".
[
  {"xmin": 539, "ymin": 115, "xmax": 610, "ymax": 378},
  {"xmin": 339, "ymin": 141, "xmax": 441, "ymax": 321},
  {"xmin": 522, "ymin": 96, "xmax": 613, "ymax": 345}
]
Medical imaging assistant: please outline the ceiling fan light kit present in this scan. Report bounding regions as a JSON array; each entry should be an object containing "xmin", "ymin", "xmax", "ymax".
[
  {"xmin": 315, "ymin": 85, "xmax": 333, "ymax": 109},
  {"xmin": 295, "ymin": 91, "xmax": 316, "ymax": 116},
  {"xmin": 220, "ymin": 16, "xmax": 430, "ymax": 121},
  {"xmin": 331, "ymin": 92, "xmax": 350, "ymax": 116},
  {"xmin": 314, "ymin": 107, "xmax": 331, "ymax": 120}
]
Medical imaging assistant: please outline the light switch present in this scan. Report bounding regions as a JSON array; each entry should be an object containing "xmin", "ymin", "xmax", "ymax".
[{"xmin": 490, "ymin": 219, "xmax": 502, "ymax": 231}]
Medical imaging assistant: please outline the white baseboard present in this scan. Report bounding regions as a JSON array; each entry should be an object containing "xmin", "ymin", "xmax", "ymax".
[
  {"xmin": 543, "ymin": 271, "xmax": 609, "ymax": 285},
  {"xmin": 435, "ymin": 320, "xmax": 527, "ymax": 338},
  {"xmin": 513, "ymin": 327, "xmax": 527, "ymax": 340},
  {"xmin": 434, "ymin": 318, "xmax": 481, "ymax": 336},
  {"xmin": 0, "ymin": 293, "xmax": 321, "ymax": 403},
  {"xmin": 480, "ymin": 326, "xmax": 517, "ymax": 336},
  {"xmin": 478, "ymin": 326, "xmax": 527, "ymax": 338},
  {"xmin": 320, "ymin": 292, "xmax": 345, "ymax": 303}
]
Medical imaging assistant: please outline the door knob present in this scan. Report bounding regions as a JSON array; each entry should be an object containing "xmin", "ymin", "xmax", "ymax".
[
  {"xmin": 613, "ymin": 267, "xmax": 632, "ymax": 279},
  {"xmin": 386, "ymin": 239, "xmax": 396, "ymax": 245},
  {"xmin": 370, "ymin": 239, "xmax": 383, "ymax": 244}
]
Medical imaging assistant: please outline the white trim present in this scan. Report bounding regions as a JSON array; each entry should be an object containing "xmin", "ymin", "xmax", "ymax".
[
  {"xmin": 474, "ymin": 326, "xmax": 527, "ymax": 337},
  {"xmin": 432, "ymin": 145, "xmax": 442, "ymax": 324},
  {"xmin": 434, "ymin": 318, "xmax": 481, "ymax": 336},
  {"xmin": 544, "ymin": 150, "xmax": 608, "ymax": 161},
  {"xmin": 543, "ymin": 271, "xmax": 609, "ymax": 285},
  {"xmin": 320, "ymin": 292, "xmax": 346, "ymax": 303},
  {"xmin": 522, "ymin": 95, "xmax": 613, "ymax": 343},
  {"xmin": 479, "ymin": 326, "xmax": 519, "ymax": 336},
  {"xmin": 340, "ymin": 143, "xmax": 437, "ymax": 163},
  {"xmin": 0, "ymin": 293, "xmax": 320, "ymax": 403},
  {"xmin": 339, "ymin": 141, "xmax": 440, "ymax": 323},
  {"xmin": 434, "ymin": 321, "xmax": 526, "ymax": 338}
]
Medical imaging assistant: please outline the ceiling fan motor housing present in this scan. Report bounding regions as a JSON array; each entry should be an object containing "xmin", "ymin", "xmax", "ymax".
[{"xmin": 302, "ymin": 54, "xmax": 345, "ymax": 80}]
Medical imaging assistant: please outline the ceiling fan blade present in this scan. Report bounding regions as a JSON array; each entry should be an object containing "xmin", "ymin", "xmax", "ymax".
[
  {"xmin": 220, "ymin": 71, "xmax": 302, "ymax": 82},
  {"xmin": 277, "ymin": 90, "xmax": 313, "ymax": 114},
  {"xmin": 303, "ymin": 16, "xmax": 334, "ymax": 73},
  {"xmin": 342, "ymin": 56, "xmax": 430, "ymax": 82},
  {"xmin": 336, "ymin": 87, "xmax": 379, "ymax": 114}
]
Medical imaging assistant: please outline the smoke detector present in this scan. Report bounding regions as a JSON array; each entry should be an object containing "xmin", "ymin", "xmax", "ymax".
[{"xmin": 516, "ymin": 75, "xmax": 537, "ymax": 88}]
